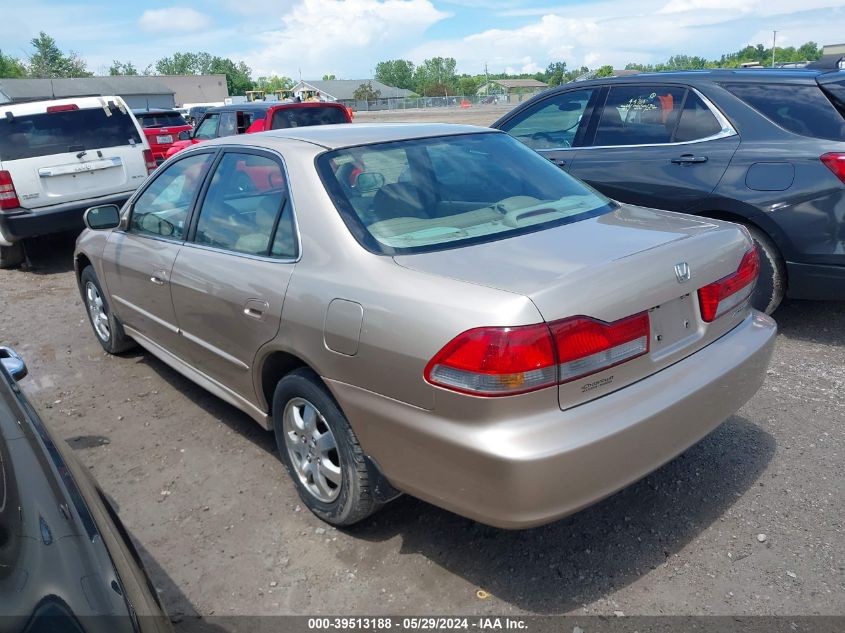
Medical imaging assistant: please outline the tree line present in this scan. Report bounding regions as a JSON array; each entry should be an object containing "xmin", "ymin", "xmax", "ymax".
[{"xmin": 1, "ymin": 32, "xmax": 826, "ymax": 100}]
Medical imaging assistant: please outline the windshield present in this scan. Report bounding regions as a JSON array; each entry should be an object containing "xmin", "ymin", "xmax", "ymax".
[
  {"xmin": 317, "ymin": 132, "xmax": 615, "ymax": 255},
  {"xmin": 136, "ymin": 112, "xmax": 189, "ymax": 128}
]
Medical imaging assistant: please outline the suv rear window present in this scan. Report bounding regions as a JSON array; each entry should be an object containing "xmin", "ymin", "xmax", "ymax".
[
  {"xmin": 271, "ymin": 106, "xmax": 348, "ymax": 129},
  {"xmin": 722, "ymin": 82, "xmax": 845, "ymax": 141},
  {"xmin": 0, "ymin": 106, "xmax": 143, "ymax": 161},
  {"xmin": 135, "ymin": 112, "xmax": 188, "ymax": 128}
]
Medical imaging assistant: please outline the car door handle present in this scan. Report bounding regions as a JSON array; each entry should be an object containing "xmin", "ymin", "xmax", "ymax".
[
  {"xmin": 243, "ymin": 299, "xmax": 270, "ymax": 320},
  {"xmin": 547, "ymin": 157, "xmax": 567, "ymax": 168},
  {"xmin": 671, "ymin": 154, "xmax": 708, "ymax": 164},
  {"xmin": 149, "ymin": 270, "xmax": 168, "ymax": 285}
]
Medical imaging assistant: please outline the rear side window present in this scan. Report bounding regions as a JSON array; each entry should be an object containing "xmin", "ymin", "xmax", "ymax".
[
  {"xmin": 722, "ymin": 82, "xmax": 845, "ymax": 141},
  {"xmin": 135, "ymin": 112, "xmax": 188, "ymax": 128},
  {"xmin": 673, "ymin": 92, "xmax": 723, "ymax": 142},
  {"xmin": 194, "ymin": 152, "xmax": 296, "ymax": 258},
  {"xmin": 0, "ymin": 106, "xmax": 143, "ymax": 161},
  {"xmin": 270, "ymin": 106, "xmax": 348, "ymax": 129},
  {"xmin": 593, "ymin": 85, "xmax": 686, "ymax": 146}
]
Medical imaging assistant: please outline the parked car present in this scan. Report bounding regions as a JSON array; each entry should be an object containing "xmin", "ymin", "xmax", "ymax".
[
  {"xmin": 132, "ymin": 108, "xmax": 193, "ymax": 165},
  {"xmin": 492, "ymin": 69, "xmax": 845, "ymax": 314},
  {"xmin": 74, "ymin": 125, "xmax": 776, "ymax": 529},
  {"xmin": 0, "ymin": 346, "xmax": 172, "ymax": 631},
  {"xmin": 164, "ymin": 101, "xmax": 352, "ymax": 159},
  {"xmin": 0, "ymin": 96, "xmax": 155, "ymax": 268}
]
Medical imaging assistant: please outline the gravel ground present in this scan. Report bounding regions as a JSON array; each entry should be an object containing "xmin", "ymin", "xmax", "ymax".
[{"xmin": 0, "ymin": 105, "xmax": 843, "ymax": 621}]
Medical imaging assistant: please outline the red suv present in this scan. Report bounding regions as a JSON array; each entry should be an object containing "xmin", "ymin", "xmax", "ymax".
[
  {"xmin": 132, "ymin": 109, "xmax": 192, "ymax": 165},
  {"xmin": 164, "ymin": 101, "xmax": 352, "ymax": 159}
]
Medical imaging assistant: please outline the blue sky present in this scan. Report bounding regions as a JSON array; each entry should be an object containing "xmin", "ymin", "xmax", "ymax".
[{"xmin": 2, "ymin": 0, "xmax": 843, "ymax": 80}]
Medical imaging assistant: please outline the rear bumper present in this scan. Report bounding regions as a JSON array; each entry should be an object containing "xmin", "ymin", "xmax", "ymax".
[
  {"xmin": 786, "ymin": 261, "xmax": 845, "ymax": 300},
  {"xmin": 329, "ymin": 312, "xmax": 777, "ymax": 529},
  {"xmin": 0, "ymin": 192, "xmax": 131, "ymax": 244}
]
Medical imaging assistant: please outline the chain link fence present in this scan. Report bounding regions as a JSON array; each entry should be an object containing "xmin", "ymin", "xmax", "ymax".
[{"xmin": 343, "ymin": 92, "xmax": 541, "ymax": 112}]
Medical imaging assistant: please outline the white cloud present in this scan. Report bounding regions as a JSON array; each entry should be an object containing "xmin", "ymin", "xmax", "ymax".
[
  {"xmin": 407, "ymin": 0, "xmax": 845, "ymax": 74},
  {"xmin": 139, "ymin": 7, "xmax": 212, "ymax": 33},
  {"xmin": 245, "ymin": 0, "xmax": 449, "ymax": 78}
]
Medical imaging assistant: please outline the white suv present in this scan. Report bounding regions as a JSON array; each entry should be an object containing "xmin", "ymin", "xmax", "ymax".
[{"xmin": 0, "ymin": 96, "xmax": 154, "ymax": 267}]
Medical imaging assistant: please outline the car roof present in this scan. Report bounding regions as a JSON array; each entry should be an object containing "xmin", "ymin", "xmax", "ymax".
[
  {"xmin": 569, "ymin": 68, "xmax": 839, "ymax": 88},
  {"xmin": 1, "ymin": 95, "xmax": 129, "ymax": 116},
  {"xmin": 211, "ymin": 123, "xmax": 497, "ymax": 151},
  {"xmin": 204, "ymin": 101, "xmax": 347, "ymax": 114}
]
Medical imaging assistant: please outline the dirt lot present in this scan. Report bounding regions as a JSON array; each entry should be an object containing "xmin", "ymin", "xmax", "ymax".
[{"xmin": 1, "ymin": 106, "xmax": 843, "ymax": 622}]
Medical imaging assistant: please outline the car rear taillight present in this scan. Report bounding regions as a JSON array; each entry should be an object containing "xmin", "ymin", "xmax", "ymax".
[
  {"xmin": 143, "ymin": 149, "xmax": 157, "ymax": 175},
  {"xmin": 425, "ymin": 312, "xmax": 651, "ymax": 396},
  {"xmin": 698, "ymin": 248, "xmax": 759, "ymax": 322},
  {"xmin": 424, "ymin": 324, "xmax": 557, "ymax": 396},
  {"xmin": 0, "ymin": 170, "xmax": 20, "ymax": 211},
  {"xmin": 550, "ymin": 313, "xmax": 650, "ymax": 383},
  {"xmin": 46, "ymin": 104, "xmax": 79, "ymax": 113},
  {"xmin": 821, "ymin": 152, "xmax": 845, "ymax": 184}
]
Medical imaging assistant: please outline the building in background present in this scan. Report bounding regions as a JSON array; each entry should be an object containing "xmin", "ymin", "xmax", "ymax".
[
  {"xmin": 291, "ymin": 79, "xmax": 414, "ymax": 105},
  {"xmin": 475, "ymin": 79, "xmax": 549, "ymax": 102},
  {"xmin": 0, "ymin": 75, "xmax": 228, "ymax": 108}
]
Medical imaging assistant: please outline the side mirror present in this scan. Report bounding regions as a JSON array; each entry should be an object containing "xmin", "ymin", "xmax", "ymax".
[
  {"xmin": 353, "ymin": 171, "xmax": 386, "ymax": 192},
  {"xmin": 0, "ymin": 346, "xmax": 27, "ymax": 381},
  {"xmin": 177, "ymin": 130, "xmax": 191, "ymax": 141},
  {"xmin": 84, "ymin": 204, "xmax": 121, "ymax": 230}
]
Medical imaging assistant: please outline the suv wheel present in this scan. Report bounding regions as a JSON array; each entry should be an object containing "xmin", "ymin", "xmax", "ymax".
[
  {"xmin": 0, "ymin": 243, "xmax": 24, "ymax": 269},
  {"xmin": 80, "ymin": 266, "xmax": 135, "ymax": 354},
  {"xmin": 272, "ymin": 368, "xmax": 381, "ymax": 526},
  {"xmin": 745, "ymin": 224, "xmax": 785, "ymax": 315}
]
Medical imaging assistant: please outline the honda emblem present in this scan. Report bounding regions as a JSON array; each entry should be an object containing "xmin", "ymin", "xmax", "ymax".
[{"xmin": 674, "ymin": 262, "xmax": 691, "ymax": 283}]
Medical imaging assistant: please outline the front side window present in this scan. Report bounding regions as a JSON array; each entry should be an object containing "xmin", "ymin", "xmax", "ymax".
[
  {"xmin": 194, "ymin": 114, "xmax": 220, "ymax": 140},
  {"xmin": 722, "ymin": 82, "xmax": 845, "ymax": 142},
  {"xmin": 218, "ymin": 111, "xmax": 238, "ymax": 137},
  {"xmin": 593, "ymin": 85, "xmax": 687, "ymax": 146},
  {"xmin": 129, "ymin": 152, "xmax": 213, "ymax": 239},
  {"xmin": 193, "ymin": 152, "xmax": 296, "ymax": 258},
  {"xmin": 318, "ymin": 132, "xmax": 614, "ymax": 255},
  {"xmin": 499, "ymin": 88, "xmax": 596, "ymax": 150}
]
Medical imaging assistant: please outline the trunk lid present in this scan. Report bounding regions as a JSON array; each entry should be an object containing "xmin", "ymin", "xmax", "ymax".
[{"xmin": 394, "ymin": 204, "xmax": 754, "ymax": 409}]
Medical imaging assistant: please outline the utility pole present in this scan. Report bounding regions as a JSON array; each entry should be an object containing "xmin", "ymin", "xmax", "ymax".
[
  {"xmin": 772, "ymin": 31, "xmax": 778, "ymax": 68},
  {"xmin": 484, "ymin": 62, "xmax": 489, "ymax": 96}
]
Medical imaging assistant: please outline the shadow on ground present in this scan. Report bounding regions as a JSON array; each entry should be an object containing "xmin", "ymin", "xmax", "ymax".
[
  {"xmin": 17, "ymin": 231, "xmax": 80, "ymax": 275},
  {"xmin": 345, "ymin": 416, "xmax": 775, "ymax": 613},
  {"xmin": 774, "ymin": 298, "xmax": 845, "ymax": 346}
]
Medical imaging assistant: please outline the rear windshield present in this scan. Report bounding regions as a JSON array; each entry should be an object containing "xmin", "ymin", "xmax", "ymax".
[
  {"xmin": 271, "ymin": 106, "xmax": 348, "ymax": 129},
  {"xmin": 317, "ymin": 132, "xmax": 615, "ymax": 255},
  {"xmin": 0, "ymin": 106, "xmax": 143, "ymax": 161},
  {"xmin": 135, "ymin": 112, "xmax": 188, "ymax": 128},
  {"xmin": 722, "ymin": 82, "xmax": 845, "ymax": 141}
]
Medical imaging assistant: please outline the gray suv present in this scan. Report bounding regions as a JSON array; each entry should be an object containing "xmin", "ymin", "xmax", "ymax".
[{"xmin": 493, "ymin": 68, "xmax": 845, "ymax": 313}]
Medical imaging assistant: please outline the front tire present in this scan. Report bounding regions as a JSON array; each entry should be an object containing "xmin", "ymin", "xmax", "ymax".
[
  {"xmin": 745, "ymin": 224, "xmax": 785, "ymax": 315},
  {"xmin": 80, "ymin": 266, "xmax": 135, "ymax": 354},
  {"xmin": 272, "ymin": 368, "xmax": 381, "ymax": 526}
]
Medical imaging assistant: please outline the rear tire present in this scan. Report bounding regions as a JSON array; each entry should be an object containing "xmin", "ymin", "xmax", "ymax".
[
  {"xmin": 744, "ymin": 224, "xmax": 785, "ymax": 315},
  {"xmin": 272, "ymin": 368, "xmax": 381, "ymax": 526},
  {"xmin": 0, "ymin": 243, "xmax": 24, "ymax": 269},
  {"xmin": 80, "ymin": 266, "xmax": 135, "ymax": 354}
]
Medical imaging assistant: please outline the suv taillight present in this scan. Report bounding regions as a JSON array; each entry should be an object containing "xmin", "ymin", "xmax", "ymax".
[
  {"xmin": 821, "ymin": 153, "xmax": 845, "ymax": 184},
  {"xmin": 698, "ymin": 248, "xmax": 759, "ymax": 322},
  {"xmin": 143, "ymin": 149, "xmax": 157, "ymax": 175},
  {"xmin": 424, "ymin": 312, "xmax": 651, "ymax": 397},
  {"xmin": 0, "ymin": 170, "xmax": 20, "ymax": 211}
]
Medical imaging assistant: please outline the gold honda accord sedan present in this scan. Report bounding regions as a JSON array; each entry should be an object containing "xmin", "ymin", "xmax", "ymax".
[{"xmin": 74, "ymin": 124, "xmax": 776, "ymax": 528}]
